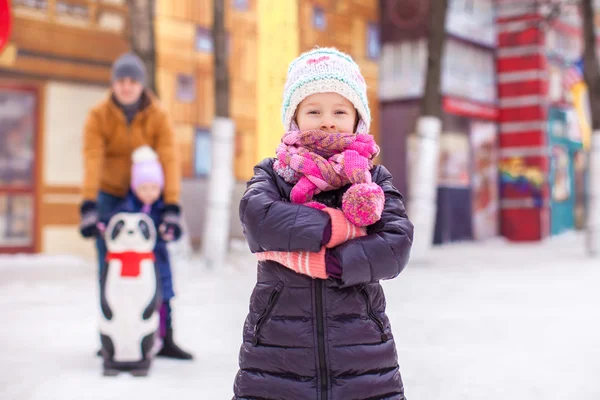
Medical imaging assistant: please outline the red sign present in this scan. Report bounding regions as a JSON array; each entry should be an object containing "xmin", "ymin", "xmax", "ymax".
[
  {"xmin": 0, "ymin": 0, "xmax": 11, "ymax": 53},
  {"xmin": 443, "ymin": 96, "xmax": 498, "ymax": 121}
]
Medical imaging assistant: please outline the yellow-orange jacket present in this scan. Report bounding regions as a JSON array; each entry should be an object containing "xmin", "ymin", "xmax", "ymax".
[{"xmin": 82, "ymin": 91, "xmax": 180, "ymax": 204}]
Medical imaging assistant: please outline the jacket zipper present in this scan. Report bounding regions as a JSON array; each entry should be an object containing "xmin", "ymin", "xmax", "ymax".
[
  {"xmin": 252, "ymin": 281, "xmax": 283, "ymax": 346},
  {"xmin": 360, "ymin": 285, "xmax": 389, "ymax": 342},
  {"xmin": 315, "ymin": 279, "xmax": 328, "ymax": 400}
]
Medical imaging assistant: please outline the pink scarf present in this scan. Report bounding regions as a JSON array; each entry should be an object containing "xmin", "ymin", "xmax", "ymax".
[{"xmin": 273, "ymin": 130, "xmax": 385, "ymax": 227}]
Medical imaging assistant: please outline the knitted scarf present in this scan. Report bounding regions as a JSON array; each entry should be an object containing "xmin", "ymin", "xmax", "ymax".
[{"xmin": 273, "ymin": 129, "xmax": 385, "ymax": 227}]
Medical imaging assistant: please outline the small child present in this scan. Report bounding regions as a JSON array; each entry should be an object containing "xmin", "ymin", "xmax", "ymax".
[
  {"xmin": 232, "ymin": 48, "xmax": 414, "ymax": 400},
  {"xmin": 111, "ymin": 145, "xmax": 194, "ymax": 360}
]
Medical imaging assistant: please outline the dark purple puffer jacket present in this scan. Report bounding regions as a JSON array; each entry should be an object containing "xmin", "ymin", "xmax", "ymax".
[{"xmin": 233, "ymin": 158, "xmax": 414, "ymax": 400}]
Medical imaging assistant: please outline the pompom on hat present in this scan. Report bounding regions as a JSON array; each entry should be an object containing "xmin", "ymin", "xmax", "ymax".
[{"xmin": 281, "ymin": 47, "xmax": 371, "ymax": 134}]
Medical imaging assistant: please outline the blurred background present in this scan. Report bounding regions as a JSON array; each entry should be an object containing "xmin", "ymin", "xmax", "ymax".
[
  {"xmin": 2, "ymin": 0, "xmax": 600, "ymax": 399},
  {"xmin": 0, "ymin": 0, "xmax": 598, "ymax": 258}
]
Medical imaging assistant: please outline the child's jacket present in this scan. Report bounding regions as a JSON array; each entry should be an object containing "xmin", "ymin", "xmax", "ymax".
[{"xmin": 233, "ymin": 158, "xmax": 414, "ymax": 400}]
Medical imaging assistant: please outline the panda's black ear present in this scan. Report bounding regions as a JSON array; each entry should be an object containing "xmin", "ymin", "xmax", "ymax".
[
  {"xmin": 139, "ymin": 220, "xmax": 151, "ymax": 240},
  {"xmin": 111, "ymin": 220, "xmax": 125, "ymax": 240}
]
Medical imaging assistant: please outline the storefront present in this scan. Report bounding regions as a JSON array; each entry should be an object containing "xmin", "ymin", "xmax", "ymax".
[
  {"xmin": 0, "ymin": 2, "xmax": 128, "ymax": 256},
  {"xmin": 0, "ymin": 84, "xmax": 38, "ymax": 252},
  {"xmin": 380, "ymin": 0, "xmax": 498, "ymax": 244},
  {"xmin": 547, "ymin": 107, "xmax": 584, "ymax": 235}
]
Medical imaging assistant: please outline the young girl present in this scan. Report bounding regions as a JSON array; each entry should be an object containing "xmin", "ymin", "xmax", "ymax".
[
  {"xmin": 233, "ymin": 48, "xmax": 414, "ymax": 400},
  {"xmin": 104, "ymin": 145, "xmax": 194, "ymax": 360}
]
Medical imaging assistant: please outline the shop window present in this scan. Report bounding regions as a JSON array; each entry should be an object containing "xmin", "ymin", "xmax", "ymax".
[
  {"xmin": 0, "ymin": 87, "xmax": 37, "ymax": 251},
  {"xmin": 194, "ymin": 128, "xmax": 211, "ymax": 177},
  {"xmin": 313, "ymin": 7, "xmax": 326, "ymax": 31},
  {"xmin": 367, "ymin": 22, "xmax": 380, "ymax": 60},
  {"xmin": 0, "ymin": 195, "xmax": 34, "ymax": 247},
  {"xmin": 176, "ymin": 74, "xmax": 196, "ymax": 103},
  {"xmin": 0, "ymin": 92, "xmax": 35, "ymax": 187}
]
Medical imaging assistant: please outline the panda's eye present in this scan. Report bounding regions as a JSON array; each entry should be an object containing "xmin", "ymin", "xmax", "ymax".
[
  {"xmin": 139, "ymin": 220, "xmax": 151, "ymax": 240},
  {"xmin": 111, "ymin": 220, "xmax": 125, "ymax": 240}
]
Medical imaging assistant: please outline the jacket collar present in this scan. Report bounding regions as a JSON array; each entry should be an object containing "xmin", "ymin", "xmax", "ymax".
[
  {"xmin": 128, "ymin": 189, "xmax": 164, "ymax": 211},
  {"xmin": 106, "ymin": 90, "xmax": 156, "ymax": 124}
]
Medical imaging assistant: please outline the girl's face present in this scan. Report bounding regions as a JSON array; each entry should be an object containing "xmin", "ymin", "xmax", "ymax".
[
  {"xmin": 134, "ymin": 182, "xmax": 161, "ymax": 205},
  {"xmin": 295, "ymin": 92, "xmax": 358, "ymax": 133}
]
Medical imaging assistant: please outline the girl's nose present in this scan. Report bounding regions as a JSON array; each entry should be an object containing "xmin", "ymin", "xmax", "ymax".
[{"xmin": 320, "ymin": 121, "xmax": 337, "ymax": 132}]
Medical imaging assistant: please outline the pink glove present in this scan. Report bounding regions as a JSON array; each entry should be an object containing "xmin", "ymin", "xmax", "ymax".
[
  {"xmin": 257, "ymin": 246, "xmax": 327, "ymax": 279},
  {"xmin": 320, "ymin": 207, "xmax": 367, "ymax": 248}
]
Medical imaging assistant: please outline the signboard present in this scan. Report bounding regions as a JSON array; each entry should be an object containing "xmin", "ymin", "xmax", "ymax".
[{"xmin": 446, "ymin": 0, "xmax": 496, "ymax": 47}]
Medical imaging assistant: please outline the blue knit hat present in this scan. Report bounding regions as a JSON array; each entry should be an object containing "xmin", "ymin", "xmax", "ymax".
[
  {"xmin": 282, "ymin": 47, "xmax": 371, "ymax": 134},
  {"xmin": 111, "ymin": 52, "xmax": 146, "ymax": 85}
]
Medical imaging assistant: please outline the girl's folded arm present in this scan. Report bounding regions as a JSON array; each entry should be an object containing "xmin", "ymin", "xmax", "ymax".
[
  {"xmin": 239, "ymin": 162, "xmax": 330, "ymax": 253},
  {"xmin": 330, "ymin": 166, "xmax": 414, "ymax": 287}
]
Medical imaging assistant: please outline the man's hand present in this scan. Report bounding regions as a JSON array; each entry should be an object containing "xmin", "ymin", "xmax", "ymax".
[
  {"xmin": 160, "ymin": 204, "xmax": 182, "ymax": 241},
  {"xmin": 80, "ymin": 201, "xmax": 100, "ymax": 238}
]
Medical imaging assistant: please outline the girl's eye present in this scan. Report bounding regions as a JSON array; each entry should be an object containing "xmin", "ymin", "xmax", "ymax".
[
  {"xmin": 335, "ymin": 110, "xmax": 347, "ymax": 115},
  {"xmin": 308, "ymin": 110, "xmax": 319, "ymax": 115}
]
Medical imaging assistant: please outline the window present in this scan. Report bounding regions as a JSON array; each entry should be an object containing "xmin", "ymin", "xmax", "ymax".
[
  {"xmin": 176, "ymin": 74, "xmax": 196, "ymax": 103},
  {"xmin": 233, "ymin": 0, "xmax": 249, "ymax": 11},
  {"xmin": 195, "ymin": 27, "xmax": 213, "ymax": 53},
  {"xmin": 194, "ymin": 128, "xmax": 211, "ymax": 177},
  {"xmin": 195, "ymin": 27, "xmax": 231, "ymax": 56},
  {"xmin": 0, "ymin": 92, "xmax": 35, "ymax": 187},
  {"xmin": 0, "ymin": 87, "xmax": 37, "ymax": 251},
  {"xmin": 313, "ymin": 7, "xmax": 326, "ymax": 30},
  {"xmin": 13, "ymin": 0, "xmax": 47, "ymax": 9},
  {"xmin": 0, "ymin": 195, "xmax": 34, "ymax": 247},
  {"xmin": 56, "ymin": 1, "xmax": 88, "ymax": 17},
  {"xmin": 367, "ymin": 22, "xmax": 380, "ymax": 60}
]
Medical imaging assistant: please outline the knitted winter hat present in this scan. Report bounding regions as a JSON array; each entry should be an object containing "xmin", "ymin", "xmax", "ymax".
[
  {"xmin": 131, "ymin": 145, "xmax": 164, "ymax": 189},
  {"xmin": 282, "ymin": 47, "xmax": 371, "ymax": 134},
  {"xmin": 111, "ymin": 52, "xmax": 146, "ymax": 84}
]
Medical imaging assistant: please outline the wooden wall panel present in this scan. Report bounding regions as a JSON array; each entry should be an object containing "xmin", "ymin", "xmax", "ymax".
[
  {"xmin": 12, "ymin": 55, "xmax": 110, "ymax": 84},
  {"xmin": 155, "ymin": 0, "xmax": 259, "ymax": 181},
  {"xmin": 349, "ymin": 0, "xmax": 378, "ymax": 21},
  {"xmin": 39, "ymin": 202, "xmax": 80, "ymax": 226},
  {"xmin": 297, "ymin": 0, "xmax": 380, "ymax": 142},
  {"xmin": 11, "ymin": 16, "xmax": 128, "ymax": 64},
  {"xmin": 174, "ymin": 124, "xmax": 195, "ymax": 178},
  {"xmin": 155, "ymin": 17, "xmax": 195, "ymax": 56},
  {"xmin": 234, "ymin": 120, "xmax": 257, "ymax": 182},
  {"xmin": 39, "ymin": 186, "xmax": 81, "ymax": 227},
  {"xmin": 351, "ymin": 19, "xmax": 367, "ymax": 59},
  {"xmin": 195, "ymin": 75, "xmax": 214, "ymax": 127}
]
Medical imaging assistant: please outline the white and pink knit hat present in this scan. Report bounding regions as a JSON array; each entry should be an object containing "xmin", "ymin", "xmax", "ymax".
[
  {"xmin": 131, "ymin": 145, "xmax": 164, "ymax": 189},
  {"xmin": 281, "ymin": 47, "xmax": 371, "ymax": 134}
]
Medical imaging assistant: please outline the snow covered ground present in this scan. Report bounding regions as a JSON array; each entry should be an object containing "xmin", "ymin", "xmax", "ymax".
[{"xmin": 1, "ymin": 232, "xmax": 599, "ymax": 400}]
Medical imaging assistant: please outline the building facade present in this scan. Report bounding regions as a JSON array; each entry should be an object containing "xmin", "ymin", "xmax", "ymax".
[
  {"xmin": 0, "ymin": 0, "xmax": 380, "ymax": 255},
  {"xmin": 379, "ymin": 0, "xmax": 590, "ymax": 244}
]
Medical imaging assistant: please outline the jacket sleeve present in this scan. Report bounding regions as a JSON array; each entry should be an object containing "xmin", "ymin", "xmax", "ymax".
[
  {"xmin": 330, "ymin": 166, "xmax": 414, "ymax": 288},
  {"xmin": 239, "ymin": 161, "xmax": 331, "ymax": 253},
  {"xmin": 154, "ymin": 111, "xmax": 181, "ymax": 205},
  {"xmin": 81, "ymin": 110, "xmax": 105, "ymax": 202}
]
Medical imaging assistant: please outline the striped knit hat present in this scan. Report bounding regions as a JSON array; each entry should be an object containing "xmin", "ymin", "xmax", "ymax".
[{"xmin": 282, "ymin": 47, "xmax": 371, "ymax": 134}]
